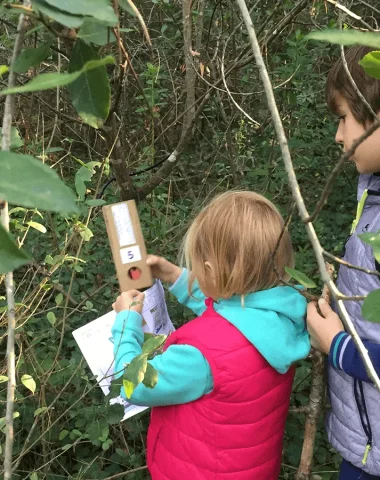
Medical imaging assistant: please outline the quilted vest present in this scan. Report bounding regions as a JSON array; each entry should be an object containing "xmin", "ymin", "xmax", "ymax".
[
  {"xmin": 147, "ymin": 299, "xmax": 295, "ymax": 480},
  {"xmin": 327, "ymin": 174, "xmax": 380, "ymax": 475}
]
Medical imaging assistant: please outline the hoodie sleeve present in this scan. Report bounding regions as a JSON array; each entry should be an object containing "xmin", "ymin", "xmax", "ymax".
[
  {"xmin": 329, "ymin": 332, "xmax": 380, "ymax": 384},
  {"xmin": 112, "ymin": 309, "xmax": 213, "ymax": 406},
  {"xmin": 169, "ymin": 268, "xmax": 207, "ymax": 317}
]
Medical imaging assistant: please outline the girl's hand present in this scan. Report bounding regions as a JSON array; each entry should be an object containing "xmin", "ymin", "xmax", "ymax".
[
  {"xmin": 112, "ymin": 290, "xmax": 145, "ymax": 314},
  {"xmin": 146, "ymin": 255, "xmax": 182, "ymax": 284},
  {"xmin": 306, "ymin": 298, "xmax": 344, "ymax": 354}
]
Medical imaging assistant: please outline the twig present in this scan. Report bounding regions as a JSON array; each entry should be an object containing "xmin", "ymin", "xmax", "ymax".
[
  {"xmin": 305, "ymin": 119, "xmax": 380, "ymax": 223},
  {"xmin": 323, "ymin": 250, "xmax": 380, "ymax": 277},
  {"xmin": 102, "ymin": 466, "xmax": 148, "ymax": 480},
  {"xmin": 235, "ymin": 0, "xmax": 380, "ymax": 392},
  {"xmin": 326, "ymin": 0, "xmax": 376, "ymax": 31},
  {"xmin": 46, "ymin": 38, "xmax": 61, "ymax": 151},
  {"xmin": 1, "ymin": 4, "xmax": 30, "ymax": 479},
  {"xmin": 356, "ymin": 0, "xmax": 380, "ymax": 17},
  {"xmin": 123, "ymin": 0, "xmax": 153, "ymax": 58}
]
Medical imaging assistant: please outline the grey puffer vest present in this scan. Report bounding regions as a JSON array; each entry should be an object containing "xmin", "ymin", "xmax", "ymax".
[{"xmin": 327, "ymin": 174, "xmax": 380, "ymax": 475}]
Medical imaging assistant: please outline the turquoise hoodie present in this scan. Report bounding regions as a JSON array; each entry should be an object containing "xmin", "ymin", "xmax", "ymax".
[{"xmin": 111, "ymin": 269, "xmax": 310, "ymax": 407}]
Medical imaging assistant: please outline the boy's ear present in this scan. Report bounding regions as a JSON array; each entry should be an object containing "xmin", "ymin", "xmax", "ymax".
[{"xmin": 205, "ymin": 261, "xmax": 213, "ymax": 271}]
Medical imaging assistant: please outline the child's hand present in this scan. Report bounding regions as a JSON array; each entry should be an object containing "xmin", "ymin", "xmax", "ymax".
[
  {"xmin": 307, "ymin": 298, "xmax": 344, "ymax": 354},
  {"xmin": 112, "ymin": 290, "xmax": 145, "ymax": 314},
  {"xmin": 146, "ymin": 255, "xmax": 182, "ymax": 284}
]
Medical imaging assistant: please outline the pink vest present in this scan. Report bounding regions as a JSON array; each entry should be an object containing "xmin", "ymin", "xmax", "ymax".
[{"xmin": 147, "ymin": 299, "xmax": 294, "ymax": 480}]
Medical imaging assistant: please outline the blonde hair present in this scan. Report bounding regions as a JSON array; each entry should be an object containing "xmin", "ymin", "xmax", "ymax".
[{"xmin": 183, "ymin": 191, "xmax": 294, "ymax": 299}]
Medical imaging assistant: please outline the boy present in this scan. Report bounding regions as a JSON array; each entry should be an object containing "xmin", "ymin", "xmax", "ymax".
[{"xmin": 307, "ymin": 45, "xmax": 380, "ymax": 479}]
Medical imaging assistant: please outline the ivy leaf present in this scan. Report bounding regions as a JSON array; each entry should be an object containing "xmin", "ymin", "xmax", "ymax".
[
  {"xmin": 0, "ymin": 127, "xmax": 23, "ymax": 149},
  {"xmin": 142, "ymin": 363, "xmax": 158, "ymax": 389},
  {"xmin": 284, "ymin": 266, "xmax": 317, "ymax": 288},
  {"xmin": 27, "ymin": 221, "xmax": 47, "ymax": 234},
  {"xmin": 358, "ymin": 232, "xmax": 380, "ymax": 262},
  {"xmin": 0, "ymin": 224, "xmax": 30, "ymax": 274},
  {"xmin": 0, "ymin": 56, "xmax": 114, "ymax": 95},
  {"xmin": 34, "ymin": 406, "xmax": 49, "ymax": 417},
  {"xmin": 32, "ymin": 0, "xmax": 85, "ymax": 28},
  {"xmin": 13, "ymin": 43, "xmax": 51, "ymax": 74},
  {"xmin": 0, "ymin": 152, "xmax": 78, "ymax": 215},
  {"xmin": 21, "ymin": 374, "xmax": 36, "ymax": 394},
  {"xmin": 68, "ymin": 40, "xmax": 111, "ymax": 128},
  {"xmin": 306, "ymin": 29, "xmax": 380, "ymax": 49},
  {"xmin": 359, "ymin": 51, "xmax": 380, "ymax": 80},
  {"xmin": 362, "ymin": 290, "xmax": 380, "ymax": 323},
  {"xmin": 78, "ymin": 19, "xmax": 116, "ymax": 46},
  {"xmin": 142, "ymin": 334, "xmax": 167, "ymax": 355}
]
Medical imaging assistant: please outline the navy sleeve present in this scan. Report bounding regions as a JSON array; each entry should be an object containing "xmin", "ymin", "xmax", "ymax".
[{"xmin": 329, "ymin": 331, "xmax": 380, "ymax": 383}]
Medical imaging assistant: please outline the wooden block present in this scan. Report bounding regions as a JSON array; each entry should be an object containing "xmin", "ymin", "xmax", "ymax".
[{"xmin": 102, "ymin": 200, "xmax": 153, "ymax": 292}]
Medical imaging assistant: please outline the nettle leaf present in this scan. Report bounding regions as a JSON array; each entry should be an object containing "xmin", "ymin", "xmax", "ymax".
[
  {"xmin": 27, "ymin": 221, "xmax": 47, "ymax": 234},
  {"xmin": 13, "ymin": 43, "xmax": 51, "ymax": 74},
  {"xmin": 359, "ymin": 51, "xmax": 380, "ymax": 80},
  {"xmin": 142, "ymin": 334, "xmax": 167, "ymax": 355},
  {"xmin": 0, "ymin": 152, "xmax": 78, "ymax": 214},
  {"xmin": 0, "ymin": 127, "xmax": 23, "ymax": 149},
  {"xmin": 0, "ymin": 56, "xmax": 114, "ymax": 95},
  {"xmin": 142, "ymin": 363, "xmax": 158, "ymax": 389},
  {"xmin": 358, "ymin": 232, "xmax": 380, "ymax": 261},
  {"xmin": 32, "ymin": 0, "xmax": 85, "ymax": 28},
  {"xmin": 106, "ymin": 403, "xmax": 125, "ymax": 424},
  {"xmin": 43, "ymin": 0, "xmax": 118, "ymax": 25},
  {"xmin": 306, "ymin": 29, "xmax": 380, "ymax": 49},
  {"xmin": 362, "ymin": 290, "xmax": 380, "ymax": 324},
  {"xmin": 68, "ymin": 40, "xmax": 111, "ymax": 128},
  {"xmin": 284, "ymin": 266, "xmax": 317, "ymax": 289},
  {"xmin": 0, "ymin": 224, "xmax": 30, "ymax": 274},
  {"xmin": 78, "ymin": 18, "xmax": 116, "ymax": 46},
  {"xmin": 21, "ymin": 374, "xmax": 36, "ymax": 394}
]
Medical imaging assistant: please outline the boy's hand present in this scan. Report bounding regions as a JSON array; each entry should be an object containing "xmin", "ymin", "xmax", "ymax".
[
  {"xmin": 146, "ymin": 255, "xmax": 182, "ymax": 284},
  {"xmin": 113, "ymin": 290, "xmax": 145, "ymax": 314},
  {"xmin": 307, "ymin": 298, "xmax": 344, "ymax": 354}
]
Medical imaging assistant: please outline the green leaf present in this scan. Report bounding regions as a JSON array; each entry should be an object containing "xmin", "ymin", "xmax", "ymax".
[
  {"xmin": 88, "ymin": 419, "xmax": 109, "ymax": 446},
  {"xmin": 102, "ymin": 439, "xmax": 113, "ymax": 451},
  {"xmin": 0, "ymin": 56, "xmax": 114, "ymax": 95},
  {"xmin": 68, "ymin": 40, "xmax": 111, "ymax": 128},
  {"xmin": 47, "ymin": 311, "xmax": 56, "ymax": 325},
  {"xmin": 359, "ymin": 51, "xmax": 380, "ymax": 80},
  {"xmin": 0, "ymin": 66, "xmax": 9, "ymax": 78},
  {"xmin": 13, "ymin": 43, "xmax": 51, "ymax": 74},
  {"xmin": 362, "ymin": 289, "xmax": 380, "ymax": 323},
  {"xmin": 34, "ymin": 406, "xmax": 49, "ymax": 417},
  {"xmin": 27, "ymin": 221, "xmax": 47, "ymax": 234},
  {"xmin": 75, "ymin": 222, "xmax": 93, "ymax": 241},
  {"xmin": 0, "ymin": 152, "xmax": 78, "ymax": 214},
  {"xmin": 142, "ymin": 334, "xmax": 167, "ymax": 355},
  {"xmin": 78, "ymin": 18, "xmax": 116, "ymax": 46},
  {"xmin": 122, "ymin": 354, "xmax": 148, "ymax": 398},
  {"xmin": 30, "ymin": 472, "xmax": 39, "ymax": 480},
  {"xmin": 0, "ymin": 127, "xmax": 24, "ymax": 149},
  {"xmin": 306, "ymin": 29, "xmax": 380, "ymax": 49},
  {"xmin": 86, "ymin": 199, "xmax": 106, "ymax": 207},
  {"xmin": 59, "ymin": 430, "xmax": 69, "ymax": 440},
  {"xmin": 55, "ymin": 293, "xmax": 63, "ymax": 305},
  {"xmin": 284, "ymin": 266, "xmax": 317, "ymax": 289},
  {"xmin": 21, "ymin": 374, "xmax": 36, "ymax": 394},
  {"xmin": 119, "ymin": 0, "xmax": 137, "ymax": 17},
  {"xmin": 43, "ymin": 0, "xmax": 118, "ymax": 25},
  {"xmin": 358, "ymin": 232, "xmax": 380, "ymax": 261},
  {"xmin": 0, "ymin": 375, "xmax": 8, "ymax": 383},
  {"xmin": 142, "ymin": 363, "xmax": 158, "ymax": 389},
  {"xmin": 75, "ymin": 162, "xmax": 101, "ymax": 198},
  {"xmin": 0, "ymin": 224, "xmax": 30, "ymax": 274},
  {"xmin": 32, "ymin": 0, "xmax": 85, "ymax": 28}
]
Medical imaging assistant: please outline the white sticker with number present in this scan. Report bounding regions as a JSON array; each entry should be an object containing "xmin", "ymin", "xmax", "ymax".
[
  {"xmin": 111, "ymin": 203, "xmax": 136, "ymax": 247},
  {"xmin": 120, "ymin": 245, "xmax": 142, "ymax": 264}
]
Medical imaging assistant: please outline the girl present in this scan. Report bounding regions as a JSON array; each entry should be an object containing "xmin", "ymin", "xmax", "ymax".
[{"xmin": 112, "ymin": 191, "xmax": 310, "ymax": 480}]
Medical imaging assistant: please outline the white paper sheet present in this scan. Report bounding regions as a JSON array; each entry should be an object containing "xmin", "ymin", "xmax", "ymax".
[{"xmin": 72, "ymin": 280, "xmax": 174, "ymax": 420}]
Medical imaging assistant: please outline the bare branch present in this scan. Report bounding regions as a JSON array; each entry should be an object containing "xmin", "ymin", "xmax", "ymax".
[
  {"xmin": 326, "ymin": 0, "xmax": 376, "ymax": 31},
  {"xmin": 235, "ymin": 0, "xmax": 380, "ymax": 391},
  {"xmin": 323, "ymin": 250, "xmax": 380, "ymax": 277}
]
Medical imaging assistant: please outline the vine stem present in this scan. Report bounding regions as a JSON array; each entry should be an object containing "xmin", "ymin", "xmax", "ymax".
[
  {"xmin": 235, "ymin": 0, "xmax": 380, "ymax": 392},
  {"xmin": 1, "ymin": 3, "xmax": 31, "ymax": 479}
]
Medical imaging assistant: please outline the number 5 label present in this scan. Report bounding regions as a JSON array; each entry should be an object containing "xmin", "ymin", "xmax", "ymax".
[{"xmin": 120, "ymin": 245, "xmax": 142, "ymax": 264}]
